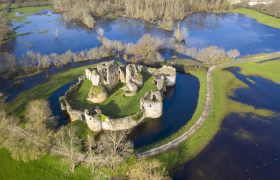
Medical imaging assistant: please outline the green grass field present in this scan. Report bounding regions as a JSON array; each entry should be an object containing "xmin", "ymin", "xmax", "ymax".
[
  {"xmin": 227, "ymin": 8, "xmax": 280, "ymax": 29},
  {"xmin": 7, "ymin": 3, "xmax": 52, "ymax": 23},
  {"xmin": 72, "ymin": 72, "xmax": 157, "ymax": 118},
  {"xmin": 0, "ymin": 148, "xmax": 93, "ymax": 180}
]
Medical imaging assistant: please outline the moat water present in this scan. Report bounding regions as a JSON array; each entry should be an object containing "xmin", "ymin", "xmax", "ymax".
[{"xmin": 1, "ymin": 9, "xmax": 280, "ymax": 179}]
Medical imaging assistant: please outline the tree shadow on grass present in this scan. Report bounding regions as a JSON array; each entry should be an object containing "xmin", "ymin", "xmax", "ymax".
[
  {"xmin": 99, "ymin": 100, "xmax": 122, "ymax": 118},
  {"xmin": 108, "ymin": 83, "xmax": 125, "ymax": 96}
]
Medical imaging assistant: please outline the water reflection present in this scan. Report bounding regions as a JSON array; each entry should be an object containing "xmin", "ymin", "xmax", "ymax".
[
  {"xmin": 173, "ymin": 66, "xmax": 280, "ymax": 180},
  {"xmin": 2, "ymin": 11, "xmax": 280, "ymax": 58},
  {"xmin": 128, "ymin": 73, "xmax": 200, "ymax": 148}
]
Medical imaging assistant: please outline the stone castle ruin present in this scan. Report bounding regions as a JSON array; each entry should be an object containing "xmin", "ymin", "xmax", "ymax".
[{"xmin": 59, "ymin": 60, "xmax": 176, "ymax": 132}]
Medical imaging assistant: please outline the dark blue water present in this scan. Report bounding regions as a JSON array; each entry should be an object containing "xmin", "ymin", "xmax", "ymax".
[
  {"xmin": 173, "ymin": 66, "xmax": 280, "ymax": 180},
  {"xmin": 47, "ymin": 79, "xmax": 78, "ymax": 127},
  {"xmin": 2, "ymin": 11, "xmax": 280, "ymax": 58},
  {"xmin": 128, "ymin": 73, "xmax": 200, "ymax": 148},
  {"xmin": 257, "ymin": 57, "xmax": 280, "ymax": 63}
]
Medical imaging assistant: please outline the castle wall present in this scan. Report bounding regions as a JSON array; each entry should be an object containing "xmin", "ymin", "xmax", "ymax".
[
  {"xmin": 85, "ymin": 109, "xmax": 102, "ymax": 132},
  {"xmin": 60, "ymin": 62, "xmax": 177, "ymax": 132}
]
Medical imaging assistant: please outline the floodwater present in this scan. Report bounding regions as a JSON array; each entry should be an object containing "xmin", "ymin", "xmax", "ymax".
[
  {"xmin": 173, "ymin": 66, "xmax": 280, "ymax": 179},
  {"xmin": 1, "ymin": 9, "xmax": 280, "ymax": 178},
  {"xmin": 1, "ymin": 11, "xmax": 280, "ymax": 57}
]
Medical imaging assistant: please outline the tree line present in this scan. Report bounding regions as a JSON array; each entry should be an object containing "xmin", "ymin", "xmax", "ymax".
[
  {"xmin": 1, "ymin": 29, "xmax": 240, "ymax": 78},
  {"xmin": 52, "ymin": 0, "xmax": 232, "ymax": 28}
]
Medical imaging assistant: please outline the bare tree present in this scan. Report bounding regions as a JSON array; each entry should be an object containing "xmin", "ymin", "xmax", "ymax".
[
  {"xmin": 55, "ymin": 126, "xmax": 82, "ymax": 172},
  {"xmin": 134, "ymin": 34, "xmax": 157, "ymax": 62},
  {"xmin": 127, "ymin": 158, "xmax": 171, "ymax": 180},
  {"xmin": 53, "ymin": 29, "xmax": 59, "ymax": 38},
  {"xmin": 25, "ymin": 99, "xmax": 57, "ymax": 137},
  {"xmin": 227, "ymin": 49, "xmax": 240, "ymax": 60},
  {"xmin": 96, "ymin": 130, "xmax": 133, "ymax": 170}
]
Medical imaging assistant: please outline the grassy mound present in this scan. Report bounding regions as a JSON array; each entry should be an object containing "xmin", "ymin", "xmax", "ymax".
[
  {"xmin": 88, "ymin": 85, "xmax": 106, "ymax": 98},
  {"xmin": 72, "ymin": 72, "xmax": 157, "ymax": 118}
]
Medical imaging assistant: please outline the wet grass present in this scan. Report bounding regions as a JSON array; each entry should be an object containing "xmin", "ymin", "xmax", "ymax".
[
  {"xmin": 236, "ymin": 58, "xmax": 280, "ymax": 84},
  {"xmin": 73, "ymin": 72, "xmax": 157, "ymax": 118},
  {"xmin": 227, "ymin": 8, "xmax": 280, "ymax": 29},
  {"xmin": 7, "ymin": 3, "xmax": 52, "ymax": 22},
  {"xmin": 39, "ymin": 30, "xmax": 49, "ymax": 34},
  {"xmin": 0, "ymin": 148, "xmax": 93, "ymax": 180},
  {"xmin": 13, "ymin": 70, "xmax": 43, "ymax": 80}
]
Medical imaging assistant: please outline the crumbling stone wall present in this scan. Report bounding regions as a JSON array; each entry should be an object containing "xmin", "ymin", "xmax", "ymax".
[
  {"xmin": 140, "ymin": 91, "xmax": 163, "ymax": 118},
  {"xmin": 60, "ymin": 61, "xmax": 177, "ymax": 131}
]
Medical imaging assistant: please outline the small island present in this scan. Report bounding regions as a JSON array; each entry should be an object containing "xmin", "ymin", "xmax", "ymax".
[{"xmin": 59, "ymin": 60, "xmax": 176, "ymax": 131}]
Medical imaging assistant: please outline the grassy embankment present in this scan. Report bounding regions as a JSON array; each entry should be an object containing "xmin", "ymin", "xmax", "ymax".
[
  {"xmin": 147, "ymin": 58, "xmax": 278, "ymax": 171},
  {"xmin": 227, "ymin": 8, "xmax": 280, "ymax": 29},
  {"xmin": 73, "ymin": 72, "xmax": 157, "ymax": 118}
]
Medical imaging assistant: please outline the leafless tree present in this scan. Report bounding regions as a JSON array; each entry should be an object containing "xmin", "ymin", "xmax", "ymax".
[
  {"xmin": 127, "ymin": 158, "xmax": 171, "ymax": 180},
  {"xmin": 53, "ymin": 29, "xmax": 59, "ymax": 38},
  {"xmin": 227, "ymin": 49, "xmax": 240, "ymax": 60},
  {"xmin": 55, "ymin": 126, "xmax": 82, "ymax": 172},
  {"xmin": 25, "ymin": 99, "xmax": 57, "ymax": 137},
  {"xmin": 96, "ymin": 130, "xmax": 133, "ymax": 170},
  {"xmin": 134, "ymin": 34, "xmax": 157, "ymax": 62}
]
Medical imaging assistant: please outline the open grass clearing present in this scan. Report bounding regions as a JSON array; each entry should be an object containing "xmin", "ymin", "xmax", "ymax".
[
  {"xmin": 227, "ymin": 8, "xmax": 280, "ymax": 29},
  {"xmin": 0, "ymin": 148, "xmax": 93, "ymax": 180},
  {"xmin": 72, "ymin": 72, "xmax": 157, "ymax": 118}
]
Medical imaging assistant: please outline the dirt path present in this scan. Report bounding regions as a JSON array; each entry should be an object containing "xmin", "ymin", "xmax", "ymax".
[{"xmin": 9, "ymin": 52, "xmax": 280, "ymax": 162}]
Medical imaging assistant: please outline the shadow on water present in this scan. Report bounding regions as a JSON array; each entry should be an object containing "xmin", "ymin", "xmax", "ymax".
[
  {"xmin": 128, "ymin": 72, "xmax": 200, "ymax": 148},
  {"xmin": 173, "ymin": 67, "xmax": 280, "ymax": 180}
]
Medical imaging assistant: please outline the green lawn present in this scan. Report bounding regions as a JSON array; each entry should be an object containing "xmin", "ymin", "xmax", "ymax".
[
  {"xmin": 227, "ymin": 8, "xmax": 280, "ymax": 29},
  {"xmin": 72, "ymin": 72, "xmax": 157, "ymax": 118},
  {"xmin": 0, "ymin": 148, "xmax": 93, "ymax": 180}
]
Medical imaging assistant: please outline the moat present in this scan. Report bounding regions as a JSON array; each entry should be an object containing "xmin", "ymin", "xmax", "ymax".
[{"xmin": 1, "ymin": 8, "xmax": 280, "ymax": 180}]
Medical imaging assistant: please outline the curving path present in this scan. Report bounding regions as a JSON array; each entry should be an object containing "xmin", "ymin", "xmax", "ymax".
[
  {"xmin": 135, "ymin": 52, "xmax": 280, "ymax": 159},
  {"xmin": 9, "ymin": 52, "xmax": 280, "ymax": 162}
]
